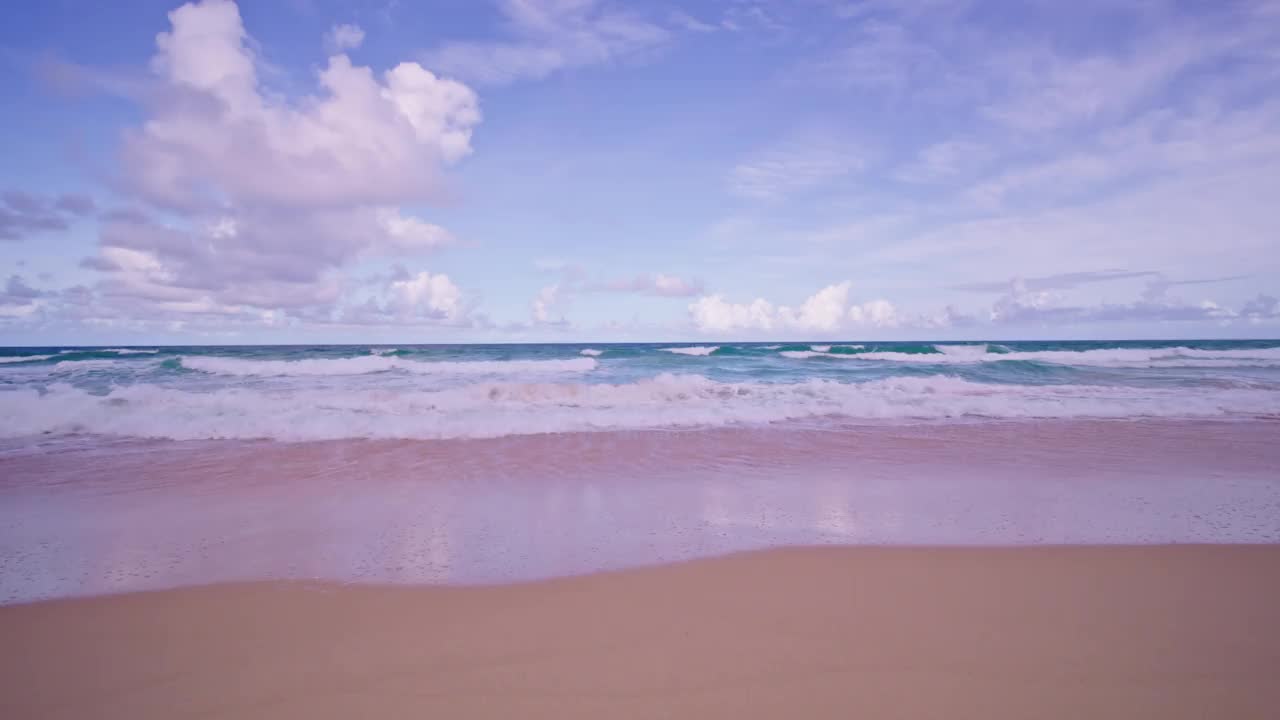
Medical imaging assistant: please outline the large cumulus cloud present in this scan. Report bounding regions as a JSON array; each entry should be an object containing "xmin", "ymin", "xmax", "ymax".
[{"xmin": 81, "ymin": 0, "xmax": 480, "ymax": 324}]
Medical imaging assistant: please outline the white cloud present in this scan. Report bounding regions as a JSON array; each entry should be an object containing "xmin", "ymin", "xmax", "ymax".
[
  {"xmin": 386, "ymin": 271, "xmax": 463, "ymax": 321},
  {"xmin": 325, "ymin": 23, "xmax": 365, "ymax": 52},
  {"xmin": 795, "ymin": 281, "xmax": 850, "ymax": 330},
  {"xmin": 327, "ymin": 268, "xmax": 478, "ymax": 327},
  {"xmin": 421, "ymin": 0, "xmax": 669, "ymax": 85},
  {"xmin": 689, "ymin": 294, "xmax": 778, "ymax": 332},
  {"xmin": 532, "ymin": 283, "xmax": 561, "ymax": 323},
  {"xmin": 377, "ymin": 210, "xmax": 455, "ymax": 253},
  {"xmin": 688, "ymin": 282, "xmax": 905, "ymax": 333},
  {"xmin": 848, "ymin": 298, "xmax": 899, "ymax": 328},
  {"xmin": 682, "ymin": 276, "xmax": 1275, "ymax": 336},
  {"xmin": 129, "ymin": 4, "xmax": 479, "ymax": 210},
  {"xmin": 77, "ymin": 0, "xmax": 481, "ymax": 322}
]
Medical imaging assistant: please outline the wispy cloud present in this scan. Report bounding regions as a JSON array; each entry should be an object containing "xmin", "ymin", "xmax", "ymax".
[
  {"xmin": 668, "ymin": 9, "xmax": 716, "ymax": 34},
  {"xmin": 587, "ymin": 273, "xmax": 703, "ymax": 297},
  {"xmin": 323, "ymin": 23, "xmax": 365, "ymax": 53},
  {"xmin": 421, "ymin": 0, "xmax": 669, "ymax": 84},
  {"xmin": 952, "ymin": 270, "xmax": 1162, "ymax": 294},
  {"xmin": 1, "ymin": 191, "xmax": 95, "ymax": 242},
  {"xmin": 895, "ymin": 140, "xmax": 990, "ymax": 183},
  {"xmin": 729, "ymin": 135, "xmax": 865, "ymax": 201}
]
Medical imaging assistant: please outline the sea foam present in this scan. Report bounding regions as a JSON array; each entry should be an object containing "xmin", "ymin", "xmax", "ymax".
[
  {"xmin": 0, "ymin": 355, "xmax": 55, "ymax": 364},
  {"xmin": 660, "ymin": 346, "xmax": 719, "ymax": 356},
  {"xmin": 5, "ymin": 375, "xmax": 1276, "ymax": 442},
  {"xmin": 179, "ymin": 355, "xmax": 598, "ymax": 377},
  {"xmin": 780, "ymin": 344, "xmax": 1280, "ymax": 367}
]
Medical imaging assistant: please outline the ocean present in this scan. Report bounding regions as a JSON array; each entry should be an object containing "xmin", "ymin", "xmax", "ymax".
[
  {"xmin": 2, "ymin": 339, "xmax": 1279, "ymax": 442},
  {"xmin": 3, "ymin": 339, "xmax": 1280, "ymax": 604}
]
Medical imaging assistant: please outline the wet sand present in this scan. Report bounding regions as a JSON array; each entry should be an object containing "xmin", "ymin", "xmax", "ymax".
[{"xmin": 4, "ymin": 545, "xmax": 1279, "ymax": 719}]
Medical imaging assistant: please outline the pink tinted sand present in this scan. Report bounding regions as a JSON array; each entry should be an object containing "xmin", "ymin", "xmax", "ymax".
[{"xmin": 4, "ymin": 546, "xmax": 1280, "ymax": 719}]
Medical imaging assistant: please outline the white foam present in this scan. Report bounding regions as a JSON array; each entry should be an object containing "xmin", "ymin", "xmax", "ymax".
[
  {"xmin": 0, "ymin": 355, "xmax": 55, "ymax": 364},
  {"xmin": 811, "ymin": 345, "xmax": 832, "ymax": 352},
  {"xmin": 934, "ymin": 344, "xmax": 989, "ymax": 358},
  {"xmin": 579, "ymin": 348, "xmax": 604, "ymax": 356},
  {"xmin": 101, "ymin": 348, "xmax": 159, "ymax": 355},
  {"xmin": 780, "ymin": 345, "xmax": 1280, "ymax": 367},
  {"xmin": 5, "ymin": 375, "xmax": 1276, "ymax": 442},
  {"xmin": 660, "ymin": 346, "xmax": 719, "ymax": 356},
  {"xmin": 179, "ymin": 355, "xmax": 597, "ymax": 377},
  {"xmin": 780, "ymin": 351, "xmax": 826, "ymax": 359},
  {"xmin": 370, "ymin": 347, "xmax": 399, "ymax": 356}
]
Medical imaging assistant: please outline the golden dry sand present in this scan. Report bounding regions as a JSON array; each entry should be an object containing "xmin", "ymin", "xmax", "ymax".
[{"xmin": 4, "ymin": 545, "xmax": 1279, "ymax": 719}]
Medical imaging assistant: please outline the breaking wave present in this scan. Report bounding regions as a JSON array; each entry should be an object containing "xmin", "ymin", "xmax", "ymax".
[
  {"xmin": 780, "ymin": 344, "xmax": 1280, "ymax": 367},
  {"xmin": 178, "ymin": 355, "xmax": 598, "ymax": 377},
  {"xmin": 5, "ymin": 375, "xmax": 1276, "ymax": 442},
  {"xmin": 660, "ymin": 346, "xmax": 719, "ymax": 356},
  {"xmin": 0, "ymin": 354, "xmax": 56, "ymax": 364}
]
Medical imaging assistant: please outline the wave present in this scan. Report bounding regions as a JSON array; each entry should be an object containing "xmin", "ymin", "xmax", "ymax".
[
  {"xmin": 780, "ymin": 345, "xmax": 1280, "ymax": 368},
  {"xmin": 660, "ymin": 346, "xmax": 719, "ymax": 356},
  {"xmin": 5, "ymin": 375, "xmax": 1277, "ymax": 442},
  {"xmin": 579, "ymin": 348, "xmax": 603, "ymax": 356},
  {"xmin": 178, "ymin": 355, "xmax": 598, "ymax": 377},
  {"xmin": 1, "ymin": 349, "xmax": 161, "ymax": 366},
  {"xmin": 370, "ymin": 347, "xmax": 400, "ymax": 356},
  {"xmin": 0, "ymin": 354, "xmax": 56, "ymax": 364},
  {"xmin": 934, "ymin": 344, "xmax": 990, "ymax": 358}
]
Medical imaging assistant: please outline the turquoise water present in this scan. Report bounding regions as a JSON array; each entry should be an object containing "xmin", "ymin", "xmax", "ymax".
[{"xmin": 2, "ymin": 340, "xmax": 1279, "ymax": 440}]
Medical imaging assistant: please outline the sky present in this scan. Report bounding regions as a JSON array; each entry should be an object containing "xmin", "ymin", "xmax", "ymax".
[{"xmin": 1, "ymin": 0, "xmax": 1278, "ymax": 344}]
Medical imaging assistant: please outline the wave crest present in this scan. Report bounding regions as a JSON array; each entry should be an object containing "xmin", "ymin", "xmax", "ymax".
[
  {"xmin": 780, "ymin": 345, "xmax": 1280, "ymax": 367},
  {"xmin": 5, "ymin": 375, "xmax": 1275, "ymax": 441},
  {"xmin": 179, "ymin": 355, "xmax": 598, "ymax": 377},
  {"xmin": 660, "ymin": 346, "xmax": 719, "ymax": 356}
]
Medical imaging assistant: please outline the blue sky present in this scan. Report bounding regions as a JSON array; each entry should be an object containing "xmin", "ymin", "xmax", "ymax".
[{"xmin": 1, "ymin": 0, "xmax": 1278, "ymax": 344}]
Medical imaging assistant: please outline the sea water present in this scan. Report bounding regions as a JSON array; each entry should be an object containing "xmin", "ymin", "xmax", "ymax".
[
  {"xmin": 3, "ymin": 340, "xmax": 1279, "ymax": 603},
  {"xmin": 1, "ymin": 339, "xmax": 1279, "ymax": 441}
]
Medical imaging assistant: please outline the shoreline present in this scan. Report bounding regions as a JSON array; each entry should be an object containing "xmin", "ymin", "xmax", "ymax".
[
  {"xmin": 4, "ymin": 418, "xmax": 1280, "ymax": 605},
  {"xmin": 5, "ymin": 545, "xmax": 1279, "ymax": 719}
]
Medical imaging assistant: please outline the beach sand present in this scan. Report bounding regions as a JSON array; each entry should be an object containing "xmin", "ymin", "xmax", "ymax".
[{"xmin": 4, "ymin": 545, "xmax": 1279, "ymax": 719}]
